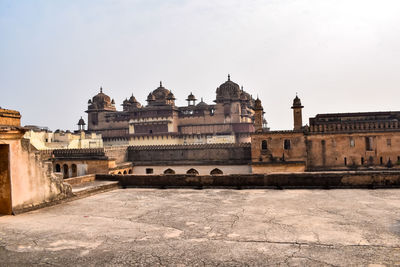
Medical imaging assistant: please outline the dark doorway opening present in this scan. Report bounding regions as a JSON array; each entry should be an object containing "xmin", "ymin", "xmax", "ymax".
[
  {"xmin": 71, "ymin": 164, "xmax": 77, "ymax": 177},
  {"xmin": 0, "ymin": 144, "xmax": 12, "ymax": 215},
  {"xmin": 63, "ymin": 164, "xmax": 69, "ymax": 178}
]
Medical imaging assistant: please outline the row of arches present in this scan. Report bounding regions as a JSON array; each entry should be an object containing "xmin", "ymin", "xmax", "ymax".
[
  {"xmin": 163, "ymin": 168, "xmax": 223, "ymax": 175},
  {"xmin": 117, "ymin": 169, "xmax": 133, "ymax": 175},
  {"xmin": 55, "ymin": 163, "xmax": 77, "ymax": 179}
]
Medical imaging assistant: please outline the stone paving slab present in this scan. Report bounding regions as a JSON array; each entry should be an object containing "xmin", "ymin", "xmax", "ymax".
[{"xmin": 0, "ymin": 188, "xmax": 400, "ymax": 266}]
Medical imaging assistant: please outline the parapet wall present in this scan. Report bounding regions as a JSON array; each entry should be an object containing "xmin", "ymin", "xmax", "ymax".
[
  {"xmin": 104, "ymin": 146, "xmax": 128, "ymax": 163},
  {"xmin": 128, "ymin": 143, "xmax": 251, "ymax": 165},
  {"xmin": 96, "ymin": 171, "xmax": 400, "ymax": 188}
]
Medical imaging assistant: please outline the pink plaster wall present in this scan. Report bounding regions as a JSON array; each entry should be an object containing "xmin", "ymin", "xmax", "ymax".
[{"xmin": 8, "ymin": 139, "xmax": 71, "ymax": 211}]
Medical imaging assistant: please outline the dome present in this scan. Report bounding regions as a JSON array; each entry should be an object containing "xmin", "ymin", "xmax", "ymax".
[
  {"xmin": 152, "ymin": 81, "xmax": 170, "ymax": 100},
  {"xmin": 92, "ymin": 87, "xmax": 111, "ymax": 105},
  {"xmin": 87, "ymin": 87, "xmax": 116, "ymax": 111},
  {"xmin": 77, "ymin": 117, "xmax": 86, "ymax": 126},
  {"xmin": 240, "ymin": 88, "xmax": 251, "ymax": 101},
  {"xmin": 196, "ymin": 97, "xmax": 208, "ymax": 109},
  {"xmin": 147, "ymin": 81, "xmax": 175, "ymax": 106},
  {"xmin": 254, "ymin": 97, "xmax": 263, "ymax": 110},
  {"xmin": 167, "ymin": 91, "xmax": 176, "ymax": 100},
  {"xmin": 215, "ymin": 75, "xmax": 241, "ymax": 103},
  {"xmin": 292, "ymin": 95, "xmax": 303, "ymax": 108},
  {"xmin": 186, "ymin": 92, "xmax": 196, "ymax": 101},
  {"xmin": 147, "ymin": 93, "xmax": 155, "ymax": 102},
  {"xmin": 129, "ymin": 94, "xmax": 138, "ymax": 103}
]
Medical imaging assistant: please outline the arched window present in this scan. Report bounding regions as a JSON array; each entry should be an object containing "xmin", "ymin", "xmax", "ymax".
[
  {"xmin": 164, "ymin": 168, "xmax": 175, "ymax": 175},
  {"xmin": 55, "ymin": 164, "xmax": 61, "ymax": 173},
  {"xmin": 186, "ymin": 168, "xmax": 199, "ymax": 175},
  {"xmin": 128, "ymin": 169, "xmax": 132, "ymax": 174},
  {"xmin": 261, "ymin": 140, "xmax": 267, "ymax": 150},
  {"xmin": 123, "ymin": 170, "xmax": 127, "ymax": 174},
  {"xmin": 71, "ymin": 164, "xmax": 77, "ymax": 177},
  {"xmin": 210, "ymin": 168, "xmax": 223, "ymax": 175},
  {"xmin": 63, "ymin": 164, "xmax": 69, "ymax": 179},
  {"xmin": 118, "ymin": 171, "xmax": 122, "ymax": 174}
]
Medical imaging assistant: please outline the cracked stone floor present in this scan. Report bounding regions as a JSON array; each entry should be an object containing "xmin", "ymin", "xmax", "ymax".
[{"xmin": 1, "ymin": 189, "xmax": 400, "ymax": 266}]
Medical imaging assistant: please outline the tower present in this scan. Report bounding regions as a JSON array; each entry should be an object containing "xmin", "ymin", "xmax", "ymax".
[
  {"xmin": 291, "ymin": 94, "xmax": 304, "ymax": 131},
  {"xmin": 254, "ymin": 97, "xmax": 264, "ymax": 133}
]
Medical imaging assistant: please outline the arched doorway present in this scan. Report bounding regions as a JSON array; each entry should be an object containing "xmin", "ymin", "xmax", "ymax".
[
  {"xmin": 164, "ymin": 168, "xmax": 175, "ymax": 175},
  {"xmin": 63, "ymin": 164, "xmax": 69, "ymax": 179},
  {"xmin": 128, "ymin": 169, "xmax": 132, "ymax": 174},
  {"xmin": 118, "ymin": 172, "xmax": 122, "ymax": 174},
  {"xmin": 186, "ymin": 168, "xmax": 199, "ymax": 175},
  {"xmin": 123, "ymin": 170, "xmax": 127, "ymax": 174},
  {"xmin": 71, "ymin": 164, "xmax": 77, "ymax": 177},
  {"xmin": 210, "ymin": 168, "xmax": 223, "ymax": 175}
]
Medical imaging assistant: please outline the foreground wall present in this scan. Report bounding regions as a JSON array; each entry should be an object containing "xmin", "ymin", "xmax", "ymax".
[
  {"xmin": 97, "ymin": 171, "xmax": 400, "ymax": 188},
  {"xmin": 10, "ymin": 139, "xmax": 72, "ymax": 212}
]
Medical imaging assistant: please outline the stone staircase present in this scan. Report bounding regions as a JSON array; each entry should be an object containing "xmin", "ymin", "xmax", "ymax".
[{"xmin": 64, "ymin": 174, "xmax": 119, "ymax": 199}]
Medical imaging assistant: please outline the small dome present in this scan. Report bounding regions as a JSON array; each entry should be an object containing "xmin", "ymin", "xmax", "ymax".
[
  {"xmin": 254, "ymin": 97, "xmax": 263, "ymax": 110},
  {"xmin": 88, "ymin": 99, "xmax": 92, "ymax": 104},
  {"xmin": 167, "ymin": 91, "xmax": 175, "ymax": 100},
  {"xmin": 216, "ymin": 74, "xmax": 241, "ymax": 103},
  {"xmin": 292, "ymin": 95, "xmax": 303, "ymax": 108},
  {"xmin": 111, "ymin": 99, "xmax": 115, "ymax": 105},
  {"xmin": 196, "ymin": 98, "xmax": 208, "ymax": 109},
  {"xmin": 129, "ymin": 94, "xmax": 138, "ymax": 103},
  {"xmin": 77, "ymin": 117, "xmax": 86, "ymax": 126},
  {"xmin": 186, "ymin": 92, "xmax": 196, "ymax": 101},
  {"xmin": 147, "ymin": 93, "xmax": 155, "ymax": 102}
]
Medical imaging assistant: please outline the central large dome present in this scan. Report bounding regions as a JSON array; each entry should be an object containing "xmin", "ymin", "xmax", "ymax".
[
  {"xmin": 146, "ymin": 82, "xmax": 175, "ymax": 106},
  {"xmin": 215, "ymin": 75, "xmax": 241, "ymax": 103}
]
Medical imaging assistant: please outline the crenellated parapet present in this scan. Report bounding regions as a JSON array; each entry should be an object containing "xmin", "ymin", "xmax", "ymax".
[
  {"xmin": 128, "ymin": 142, "xmax": 250, "ymax": 151},
  {"xmin": 51, "ymin": 148, "xmax": 107, "ymax": 159}
]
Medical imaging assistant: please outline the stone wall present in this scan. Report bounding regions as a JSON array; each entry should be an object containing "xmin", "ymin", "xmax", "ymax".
[
  {"xmin": 104, "ymin": 146, "xmax": 128, "ymax": 163},
  {"xmin": 128, "ymin": 143, "xmax": 251, "ymax": 165},
  {"xmin": 6, "ymin": 139, "xmax": 71, "ymax": 213},
  {"xmin": 307, "ymin": 132, "xmax": 400, "ymax": 170},
  {"xmin": 132, "ymin": 164, "xmax": 251, "ymax": 175},
  {"xmin": 96, "ymin": 171, "xmax": 400, "ymax": 188},
  {"xmin": 251, "ymin": 130, "xmax": 400, "ymax": 172},
  {"xmin": 0, "ymin": 108, "xmax": 20, "ymax": 126}
]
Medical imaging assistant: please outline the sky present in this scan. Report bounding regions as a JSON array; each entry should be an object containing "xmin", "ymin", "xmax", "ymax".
[{"xmin": 1, "ymin": 0, "xmax": 400, "ymax": 131}]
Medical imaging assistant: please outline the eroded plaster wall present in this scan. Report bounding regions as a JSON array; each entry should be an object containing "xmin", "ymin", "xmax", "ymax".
[{"xmin": 9, "ymin": 139, "xmax": 71, "ymax": 211}]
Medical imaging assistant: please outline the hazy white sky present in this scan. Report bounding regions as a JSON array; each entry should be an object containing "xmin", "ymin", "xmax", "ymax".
[{"xmin": 1, "ymin": 0, "xmax": 400, "ymax": 131}]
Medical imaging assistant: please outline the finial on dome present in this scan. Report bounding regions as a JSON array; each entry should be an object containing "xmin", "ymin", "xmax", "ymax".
[
  {"xmin": 100, "ymin": 87, "xmax": 103, "ymax": 93},
  {"xmin": 160, "ymin": 81, "xmax": 162, "ymax": 87},
  {"xmin": 201, "ymin": 97, "xmax": 203, "ymax": 102},
  {"xmin": 228, "ymin": 74, "xmax": 230, "ymax": 81},
  {"xmin": 241, "ymin": 85, "xmax": 244, "ymax": 91}
]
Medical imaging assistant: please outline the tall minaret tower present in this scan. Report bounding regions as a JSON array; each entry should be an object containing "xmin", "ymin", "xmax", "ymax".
[
  {"xmin": 291, "ymin": 94, "xmax": 304, "ymax": 131},
  {"xmin": 254, "ymin": 97, "xmax": 264, "ymax": 133}
]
